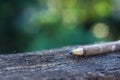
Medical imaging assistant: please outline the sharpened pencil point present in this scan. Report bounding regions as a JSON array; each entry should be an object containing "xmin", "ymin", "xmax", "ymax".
[
  {"xmin": 72, "ymin": 48, "xmax": 84, "ymax": 56},
  {"xmin": 68, "ymin": 51, "xmax": 73, "ymax": 54},
  {"xmin": 68, "ymin": 48, "xmax": 84, "ymax": 56}
]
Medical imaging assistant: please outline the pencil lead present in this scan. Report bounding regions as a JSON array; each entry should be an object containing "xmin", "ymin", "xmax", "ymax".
[{"xmin": 68, "ymin": 51, "xmax": 73, "ymax": 54}]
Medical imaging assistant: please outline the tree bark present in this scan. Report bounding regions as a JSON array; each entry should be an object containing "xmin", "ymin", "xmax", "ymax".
[{"xmin": 0, "ymin": 46, "xmax": 120, "ymax": 80}]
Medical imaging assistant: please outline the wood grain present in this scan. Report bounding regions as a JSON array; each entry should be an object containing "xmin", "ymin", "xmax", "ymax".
[{"xmin": 0, "ymin": 46, "xmax": 120, "ymax": 80}]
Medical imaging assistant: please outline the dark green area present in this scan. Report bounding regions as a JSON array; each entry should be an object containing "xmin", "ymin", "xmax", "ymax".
[{"xmin": 0, "ymin": 0, "xmax": 120, "ymax": 53}]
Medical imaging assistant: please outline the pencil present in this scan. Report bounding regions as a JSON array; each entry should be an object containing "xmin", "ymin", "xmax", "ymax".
[{"xmin": 68, "ymin": 40, "xmax": 120, "ymax": 56}]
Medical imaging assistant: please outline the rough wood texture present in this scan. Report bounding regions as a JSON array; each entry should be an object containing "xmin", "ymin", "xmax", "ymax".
[{"xmin": 0, "ymin": 46, "xmax": 120, "ymax": 80}]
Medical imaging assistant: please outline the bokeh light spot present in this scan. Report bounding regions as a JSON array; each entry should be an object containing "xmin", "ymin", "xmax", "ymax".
[{"xmin": 92, "ymin": 23, "xmax": 109, "ymax": 39}]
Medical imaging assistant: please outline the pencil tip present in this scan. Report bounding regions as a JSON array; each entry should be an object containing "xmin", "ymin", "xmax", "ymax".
[{"xmin": 68, "ymin": 51, "xmax": 73, "ymax": 54}]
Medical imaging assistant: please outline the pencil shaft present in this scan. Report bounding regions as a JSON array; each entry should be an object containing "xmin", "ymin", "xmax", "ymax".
[
  {"xmin": 83, "ymin": 41, "xmax": 120, "ymax": 56},
  {"xmin": 72, "ymin": 40, "xmax": 120, "ymax": 56}
]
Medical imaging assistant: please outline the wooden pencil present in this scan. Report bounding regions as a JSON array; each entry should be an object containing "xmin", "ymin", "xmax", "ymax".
[{"xmin": 68, "ymin": 40, "xmax": 120, "ymax": 56}]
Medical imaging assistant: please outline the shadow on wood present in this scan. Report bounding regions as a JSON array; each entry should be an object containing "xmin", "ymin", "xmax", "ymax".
[{"xmin": 0, "ymin": 46, "xmax": 120, "ymax": 80}]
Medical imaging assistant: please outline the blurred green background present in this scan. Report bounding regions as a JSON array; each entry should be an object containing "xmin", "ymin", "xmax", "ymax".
[{"xmin": 0, "ymin": 0, "xmax": 120, "ymax": 53}]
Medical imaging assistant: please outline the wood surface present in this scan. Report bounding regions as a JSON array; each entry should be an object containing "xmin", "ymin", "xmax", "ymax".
[{"xmin": 0, "ymin": 46, "xmax": 120, "ymax": 80}]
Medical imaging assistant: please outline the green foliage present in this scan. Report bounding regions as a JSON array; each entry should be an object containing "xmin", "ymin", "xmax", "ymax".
[{"xmin": 0, "ymin": 0, "xmax": 120, "ymax": 53}]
